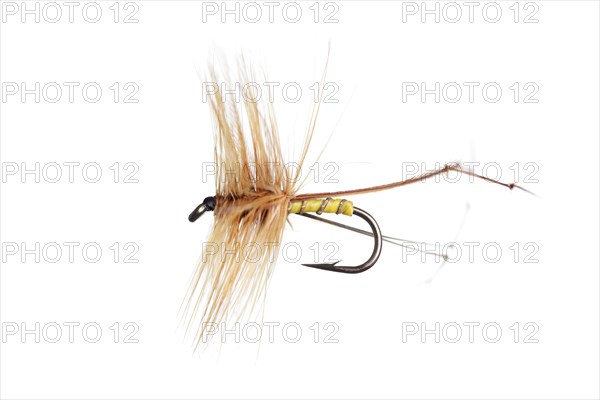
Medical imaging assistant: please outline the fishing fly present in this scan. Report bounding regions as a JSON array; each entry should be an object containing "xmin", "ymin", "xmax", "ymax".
[{"xmin": 182, "ymin": 59, "xmax": 531, "ymax": 349}]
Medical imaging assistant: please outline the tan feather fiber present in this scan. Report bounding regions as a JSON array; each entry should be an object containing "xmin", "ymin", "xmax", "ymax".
[{"xmin": 181, "ymin": 59, "xmax": 322, "ymax": 350}]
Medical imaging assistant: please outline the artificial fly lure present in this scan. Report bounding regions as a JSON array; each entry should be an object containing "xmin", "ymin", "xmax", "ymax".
[{"xmin": 182, "ymin": 60, "xmax": 532, "ymax": 350}]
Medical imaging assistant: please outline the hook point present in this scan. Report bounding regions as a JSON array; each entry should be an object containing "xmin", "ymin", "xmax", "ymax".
[{"xmin": 301, "ymin": 260, "xmax": 341, "ymax": 269}]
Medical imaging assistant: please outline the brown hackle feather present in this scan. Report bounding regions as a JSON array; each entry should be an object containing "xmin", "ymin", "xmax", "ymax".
[{"xmin": 181, "ymin": 58, "xmax": 328, "ymax": 351}]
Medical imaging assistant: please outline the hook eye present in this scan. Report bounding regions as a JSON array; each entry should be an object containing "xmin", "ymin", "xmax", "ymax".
[{"xmin": 188, "ymin": 196, "xmax": 216, "ymax": 222}]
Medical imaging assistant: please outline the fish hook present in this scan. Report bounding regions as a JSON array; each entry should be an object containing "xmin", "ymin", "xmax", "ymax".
[
  {"xmin": 295, "ymin": 206, "xmax": 383, "ymax": 274},
  {"xmin": 188, "ymin": 196, "xmax": 383, "ymax": 273}
]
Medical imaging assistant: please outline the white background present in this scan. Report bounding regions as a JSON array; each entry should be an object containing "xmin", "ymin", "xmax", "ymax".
[{"xmin": 1, "ymin": 1, "xmax": 599, "ymax": 399}]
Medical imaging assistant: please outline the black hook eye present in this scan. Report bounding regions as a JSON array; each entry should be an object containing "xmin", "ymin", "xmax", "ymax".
[{"xmin": 188, "ymin": 196, "xmax": 216, "ymax": 222}]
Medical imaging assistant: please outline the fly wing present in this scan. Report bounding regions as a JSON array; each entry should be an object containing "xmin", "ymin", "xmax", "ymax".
[
  {"xmin": 209, "ymin": 60, "xmax": 289, "ymax": 198},
  {"xmin": 181, "ymin": 60, "xmax": 294, "ymax": 349}
]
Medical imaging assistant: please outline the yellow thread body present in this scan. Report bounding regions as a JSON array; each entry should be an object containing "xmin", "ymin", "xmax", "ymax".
[{"xmin": 288, "ymin": 198, "xmax": 353, "ymax": 216}]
